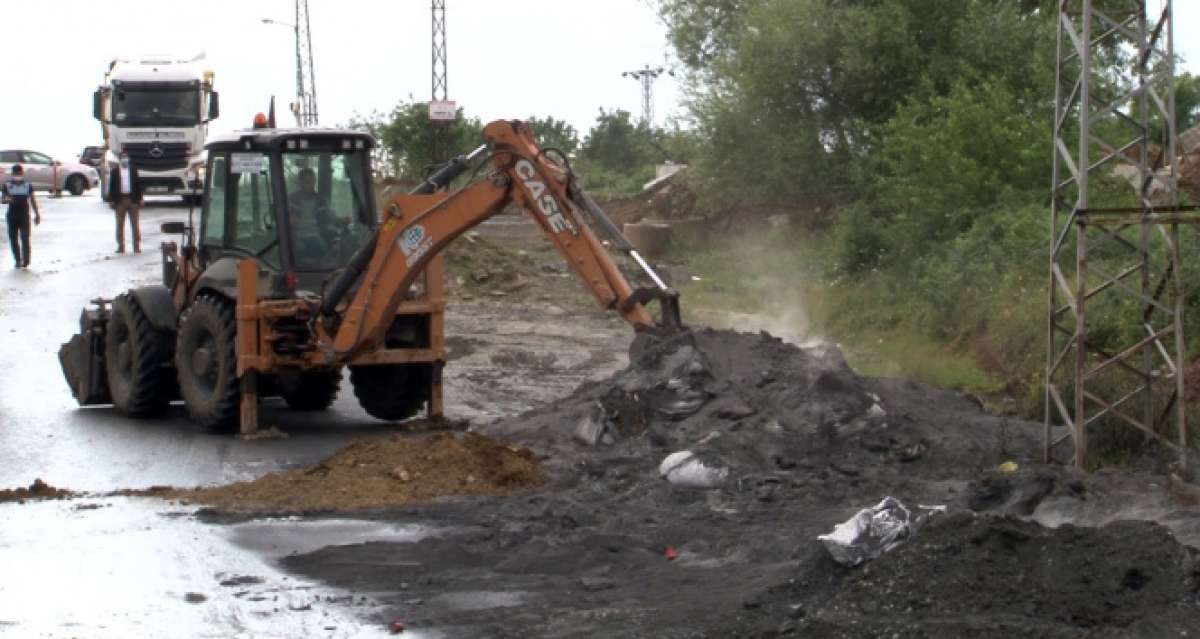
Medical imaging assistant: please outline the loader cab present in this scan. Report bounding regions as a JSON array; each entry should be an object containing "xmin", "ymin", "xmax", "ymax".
[{"xmin": 199, "ymin": 128, "xmax": 377, "ymax": 294}]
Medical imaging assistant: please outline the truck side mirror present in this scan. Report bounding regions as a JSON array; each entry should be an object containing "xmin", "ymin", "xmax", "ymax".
[
  {"xmin": 208, "ymin": 92, "xmax": 220, "ymax": 121},
  {"xmin": 93, "ymin": 90, "xmax": 104, "ymax": 122}
]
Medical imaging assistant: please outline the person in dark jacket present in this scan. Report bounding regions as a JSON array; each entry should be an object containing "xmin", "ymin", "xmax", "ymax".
[
  {"xmin": 2, "ymin": 164, "xmax": 41, "ymax": 269},
  {"xmin": 108, "ymin": 151, "xmax": 143, "ymax": 253}
]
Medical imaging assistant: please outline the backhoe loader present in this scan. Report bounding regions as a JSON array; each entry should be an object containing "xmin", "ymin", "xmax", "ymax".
[{"xmin": 59, "ymin": 118, "xmax": 681, "ymax": 434}]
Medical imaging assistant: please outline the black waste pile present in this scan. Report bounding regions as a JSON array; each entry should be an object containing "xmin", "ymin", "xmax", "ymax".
[{"xmin": 729, "ymin": 512, "xmax": 1200, "ymax": 637}]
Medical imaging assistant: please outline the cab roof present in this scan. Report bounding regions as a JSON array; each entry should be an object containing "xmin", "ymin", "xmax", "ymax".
[{"xmin": 205, "ymin": 127, "xmax": 376, "ymax": 153}]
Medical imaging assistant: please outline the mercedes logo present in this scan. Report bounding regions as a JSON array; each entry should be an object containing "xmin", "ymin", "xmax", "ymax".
[{"xmin": 149, "ymin": 145, "xmax": 164, "ymax": 159}]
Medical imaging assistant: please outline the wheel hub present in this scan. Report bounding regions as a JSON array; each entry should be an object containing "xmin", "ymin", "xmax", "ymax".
[
  {"xmin": 116, "ymin": 341, "xmax": 132, "ymax": 372},
  {"xmin": 192, "ymin": 346, "xmax": 213, "ymax": 378}
]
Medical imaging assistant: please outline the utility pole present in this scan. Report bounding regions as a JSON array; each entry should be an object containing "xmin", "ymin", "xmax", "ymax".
[
  {"xmin": 430, "ymin": 0, "xmax": 451, "ymax": 163},
  {"xmin": 263, "ymin": 1, "xmax": 318, "ymax": 126},
  {"xmin": 1045, "ymin": 0, "xmax": 1191, "ymax": 469},
  {"xmin": 621, "ymin": 64, "xmax": 672, "ymax": 126},
  {"xmin": 295, "ymin": 0, "xmax": 318, "ymax": 126}
]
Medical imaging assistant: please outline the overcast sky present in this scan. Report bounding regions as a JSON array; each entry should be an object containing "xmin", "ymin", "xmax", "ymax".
[{"xmin": 0, "ymin": 0, "xmax": 1196, "ymax": 162}]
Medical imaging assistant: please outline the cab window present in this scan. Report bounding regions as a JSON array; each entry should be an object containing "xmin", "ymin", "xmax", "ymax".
[
  {"xmin": 282, "ymin": 150, "xmax": 373, "ymax": 271},
  {"xmin": 23, "ymin": 152, "xmax": 51, "ymax": 165}
]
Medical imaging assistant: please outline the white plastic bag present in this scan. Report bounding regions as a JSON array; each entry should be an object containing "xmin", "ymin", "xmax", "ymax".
[
  {"xmin": 658, "ymin": 450, "xmax": 729, "ymax": 488},
  {"xmin": 818, "ymin": 497, "xmax": 931, "ymax": 566}
]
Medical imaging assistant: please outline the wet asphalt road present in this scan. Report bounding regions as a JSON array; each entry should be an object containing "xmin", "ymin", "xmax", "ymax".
[
  {"xmin": 0, "ymin": 194, "xmax": 408, "ymax": 492},
  {"xmin": 0, "ymin": 194, "xmax": 416, "ymax": 638}
]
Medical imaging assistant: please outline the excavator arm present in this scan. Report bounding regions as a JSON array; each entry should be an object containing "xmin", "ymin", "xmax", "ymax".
[{"xmin": 317, "ymin": 120, "xmax": 681, "ymax": 360}]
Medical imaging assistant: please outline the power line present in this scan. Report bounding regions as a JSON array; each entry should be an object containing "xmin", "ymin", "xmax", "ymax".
[{"xmin": 621, "ymin": 64, "xmax": 673, "ymax": 126}]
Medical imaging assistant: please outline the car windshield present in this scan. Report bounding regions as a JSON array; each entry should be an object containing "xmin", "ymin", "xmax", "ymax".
[
  {"xmin": 283, "ymin": 150, "xmax": 374, "ymax": 271},
  {"xmin": 113, "ymin": 89, "xmax": 199, "ymax": 127}
]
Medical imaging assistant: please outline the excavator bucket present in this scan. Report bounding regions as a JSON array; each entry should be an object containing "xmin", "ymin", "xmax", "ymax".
[{"xmin": 58, "ymin": 304, "xmax": 111, "ymax": 406}]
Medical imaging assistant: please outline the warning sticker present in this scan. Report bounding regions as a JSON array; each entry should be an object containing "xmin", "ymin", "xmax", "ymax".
[{"xmin": 231, "ymin": 153, "xmax": 267, "ymax": 174}]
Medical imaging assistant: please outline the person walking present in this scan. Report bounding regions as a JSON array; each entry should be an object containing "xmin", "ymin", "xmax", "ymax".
[
  {"xmin": 108, "ymin": 151, "xmax": 143, "ymax": 253},
  {"xmin": 1, "ymin": 164, "xmax": 41, "ymax": 269}
]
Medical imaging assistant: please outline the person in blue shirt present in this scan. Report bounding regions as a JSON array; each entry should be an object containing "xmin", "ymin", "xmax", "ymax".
[{"xmin": 1, "ymin": 164, "xmax": 41, "ymax": 269}]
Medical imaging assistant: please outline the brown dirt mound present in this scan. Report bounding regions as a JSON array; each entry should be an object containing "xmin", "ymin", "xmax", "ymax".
[
  {"xmin": 604, "ymin": 169, "xmax": 700, "ymax": 225},
  {"xmin": 0, "ymin": 478, "xmax": 75, "ymax": 503},
  {"xmin": 164, "ymin": 433, "xmax": 543, "ymax": 514},
  {"xmin": 443, "ymin": 233, "xmax": 539, "ymax": 297}
]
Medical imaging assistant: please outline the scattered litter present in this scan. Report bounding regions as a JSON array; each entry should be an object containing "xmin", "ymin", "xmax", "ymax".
[
  {"xmin": 574, "ymin": 402, "xmax": 614, "ymax": 447},
  {"xmin": 659, "ymin": 451, "xmax": 729, "ymax": 488},
  {"xmin": 664, "ymin": 546, "xmax": 679, "ymax": 561},
  {"xmin": 998, "ymin": 461, "xmax": 1019, "ymax": 473},
  {"xmin": 817, "ymin": 497, "xmax": 940, "ymax": 567},
  {"xmin": 389, "ymin": 620, "xmax": 406, "ymax": 634}
]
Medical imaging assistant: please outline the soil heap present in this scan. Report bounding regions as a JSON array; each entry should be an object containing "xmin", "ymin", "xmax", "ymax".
[
  {"xmin": 733, "ymin": 513, "xmax": 1200, "ymax": 637},
  {"xmin": 605, "ymin": 168, "xmax": 699, "ymax": 225},
  {"xmin": 0, "ymin": 478, "xmax": 74, "ymax": 503},
  {"xmin": 488, "ymin": 328, "xmax": 1025, "ymax": 487},
  {"xmin": 165, "ymin": 433, "xmax": 543, "ymax": 514}
]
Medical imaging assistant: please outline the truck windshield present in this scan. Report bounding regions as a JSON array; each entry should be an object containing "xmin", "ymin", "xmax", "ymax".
[
  {"xmin": 113, "ymin": 89, "xmax": 199, "ymax": 127},
  {"xmin": 283, "ymin": 150, "xmax": 375, "ymax": 271}
]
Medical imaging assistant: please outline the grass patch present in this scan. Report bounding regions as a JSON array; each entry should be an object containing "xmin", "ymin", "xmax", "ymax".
[{"xmin": 667, "ymin": 225, "xmax": 1010, "ymax": 398}]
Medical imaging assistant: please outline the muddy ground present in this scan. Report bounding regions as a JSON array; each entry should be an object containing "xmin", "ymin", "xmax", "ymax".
[
  {"xmin": 241, "ymin": 326, "xmax": 1200, "ymax": 637},
  {"xmin": 9, "ymin": 208, "xmax": 1200, "ymax": 637}
]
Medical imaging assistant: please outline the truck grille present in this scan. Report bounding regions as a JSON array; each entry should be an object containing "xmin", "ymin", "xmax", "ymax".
[{"xmin": 123, "ymin": 142, "xmax": 190, "ymax": 171}]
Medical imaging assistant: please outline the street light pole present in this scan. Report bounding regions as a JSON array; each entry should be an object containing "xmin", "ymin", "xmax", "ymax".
[{"xmin": 262, "ymin": 4, "xmax": 318, "ymax": 126}]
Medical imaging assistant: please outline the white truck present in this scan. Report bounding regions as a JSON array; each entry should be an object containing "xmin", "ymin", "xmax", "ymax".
[{"xmin": 93, "ymin": 55, "xmax": 219, "ymax": 203}]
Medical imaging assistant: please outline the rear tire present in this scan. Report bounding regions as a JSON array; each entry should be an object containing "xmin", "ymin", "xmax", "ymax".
[
  {"xmin": 279, "ymin": 368, "xmax": 342, "ymax": 411},
  {"xmin": 67, "ymin": 175, "xmax": 85, "ymax": 196},
  {"xmin": 349, "ymin": 364, "xmax": 431, "ymax": 422},
  {"xmin": 104, "ymin": 294, "xmax": 173, "ymax": 416},
  {"xmin": 175, "ymin": 295, "xmax": 240, "ymax": 431}
]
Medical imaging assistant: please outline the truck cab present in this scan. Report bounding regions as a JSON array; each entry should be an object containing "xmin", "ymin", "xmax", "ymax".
[{"xmin": 94, "ymin": 56, "xmax": 219, "ymax": 202}]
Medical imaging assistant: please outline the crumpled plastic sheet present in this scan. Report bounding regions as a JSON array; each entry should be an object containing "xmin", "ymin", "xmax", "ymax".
[
  {"xmin": 817, "ymin": 497, "xmax": 940, "ymax": 567},
  {"xmin": 658, "ymin": 450, "xmax": 729, "ymax": 488}
]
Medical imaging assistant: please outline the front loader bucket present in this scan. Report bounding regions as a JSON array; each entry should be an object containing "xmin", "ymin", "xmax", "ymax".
[{"xmin": 59, "ymin": 306, "xmax": 111, "ymax": 406}]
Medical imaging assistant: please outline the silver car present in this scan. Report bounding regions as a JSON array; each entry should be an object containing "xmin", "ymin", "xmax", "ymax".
[{"xmin": 0, "ymin": 149, "xmax": 101, "ymax": 196}]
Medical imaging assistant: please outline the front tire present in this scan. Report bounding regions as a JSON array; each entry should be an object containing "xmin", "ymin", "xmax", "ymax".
[
  {"xmin": 349, "ymin": 364, "xmax": 431, "ymax": 422},
  {"xmin": 104, "ymin": 294, "xmax": 173, "ymax": 416},
  {"xmin": 175, "ymin": 295, "xmax": 240, "ymax": 430},
  {"xmin": 279, "ymin": 368, "xmax": 342, "ymax": 411},
  {"xmin": 67, "ymin": 175, "xmax": 85, "ymax": 196}
]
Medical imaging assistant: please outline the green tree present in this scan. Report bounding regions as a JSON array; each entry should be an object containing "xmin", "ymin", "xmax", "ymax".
[
  {"xmin": 347, "ymin": 100, "xmax": 482, "ymax": 181},
  {"xmin": 525, "ymin": 116, "xmax": 580, "ymax": 156},
  {"xmin": 580, "ymin": 108, "xmax": 657, "ymax": 170},
  {"xmin": 659, "ymin": 0, "xmax": 1055, "ymax": 207}
]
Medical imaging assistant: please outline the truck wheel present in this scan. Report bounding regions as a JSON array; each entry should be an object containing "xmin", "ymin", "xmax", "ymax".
[
  {"xmin": 349, "ymin": 364, "xmax": 431, "ymax": 422},
  {"xmin": 67, "ymin": 175, "xmax": 85, "ymax": 196},
  {"xmin": 175, "ymin": 294, "xmax": 240, "ymax": 430},
  {"xmin": 104, "ymin": 294, "xmax": 173, "ymax": 416},
  {"xmin": 279, "ymin": 369, "xmax": 342, "ymax": 411}
]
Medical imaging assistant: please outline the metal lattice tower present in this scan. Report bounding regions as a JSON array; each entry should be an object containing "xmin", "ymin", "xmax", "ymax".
[
  {"xmin": 622, "ymin": 64, "xmax": 669, "ymax": 126},
  {"xmin": 431, "ymin": 0, "xmax": 449, "ymax": 163},
  {"xmin": 294, "ymin": 0, "xmax": 318, "ymax": 126},
  {"xmin": 1046, "ymin": 0, "xmax": 1193, "ymax": 468}
]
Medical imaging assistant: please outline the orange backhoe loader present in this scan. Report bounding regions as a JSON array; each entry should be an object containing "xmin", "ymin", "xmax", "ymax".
[{"xmin": 59, "ymin": 119, "xmax": 681, "ymax": 434}]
